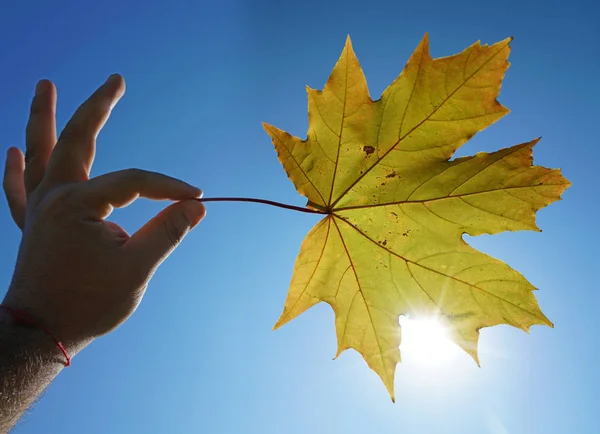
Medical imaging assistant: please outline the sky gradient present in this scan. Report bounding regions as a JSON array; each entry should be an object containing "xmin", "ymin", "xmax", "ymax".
[{"xmin": 0, "ymin": 1, "xmax": 598, "ymax": 433}]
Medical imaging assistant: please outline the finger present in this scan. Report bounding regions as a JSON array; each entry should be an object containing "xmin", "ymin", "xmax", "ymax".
[
  {"xmin": 45, "ymin": 74, "xmax": 125, "ymax": 185},
  {"xmin": 25, "ymin": 79, "xmax": 57, "ymax": 194},
  {"xmin": 3, "ymin": 147, "xmax": 26, "ymax": 228},
  {"xmin": 125, "ymin": 199, "xmax": 206, "ymax": 272},
  {"xmin": 79, "ymin": 169, "xmax": 202, "ymax": 219}
]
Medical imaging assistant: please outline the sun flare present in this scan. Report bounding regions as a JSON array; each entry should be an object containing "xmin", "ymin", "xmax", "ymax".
[{"xmin": 399, "ymin": 316, "xmax": 459, "ymax": 364}]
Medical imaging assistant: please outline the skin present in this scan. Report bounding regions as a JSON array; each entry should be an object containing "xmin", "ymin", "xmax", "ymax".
[{"xmin": 0, "ymin": 75, "xmax": 206, "ymax": 431}]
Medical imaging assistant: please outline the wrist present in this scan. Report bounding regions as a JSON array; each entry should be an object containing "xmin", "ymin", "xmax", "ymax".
[
  {"xmin": 0, "ymin": 313, "xmax": 70, "ymax": 431},
  {"xmin": 2, "ymin": 287, "xmax": 93, "ymax": 357},
  {"xmin": 0, "ymin": 318, "xmax": 65, "ymax": 368},
  {"xmin": 0, "ymin": 304, "xmax": 89, "ymax": 363}
]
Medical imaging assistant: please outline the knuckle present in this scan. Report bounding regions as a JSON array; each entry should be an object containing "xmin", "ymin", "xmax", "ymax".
[
  {"xmin": 123, "ymin": 168, "xmax": 145, "ymax": 180},
  {"xmin": 123, "ymin": 168, "xmax": 147, "ymax": 194},
  {"xmin": 3, "ymin": 177, "xmax": 17, "ymax": 201},
  {"xmin": 29, "ymin": 95, "xmax": 46, "ymax": 116},
  {"xmin": 162, "ymin": 213, "xmax": 187, "ymax": 247},
  {"xmin": 3, "ymin": 179, "xmax": 13, "ymax": 198},
  {"xmin": 162, "ymin": 219, "xmax": 181, "ymax": 246},
  {"xmin": 38, "ymin": 185, "xmax": 80, "ymax": 218},
  {"xmin": 24, "ymin": 149, "xmax": 35, "ymax": 166},
  {"xmin": 3, "ymin": 190, "xmax": 15, "ymax": 208},
  {"xmin": 58, "ymin": 123, "xmax": 85, "ymax": 144}
]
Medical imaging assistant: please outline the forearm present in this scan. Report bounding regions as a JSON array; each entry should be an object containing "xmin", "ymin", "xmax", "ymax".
[{"xmin": 0, "ymin": 312, "xmax": 65, "ymax": 432}]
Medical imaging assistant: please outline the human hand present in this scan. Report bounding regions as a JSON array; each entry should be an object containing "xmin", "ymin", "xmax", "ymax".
[{"xmin": 2, "ymin": 75, "xmax": 205, "ymax": 354}]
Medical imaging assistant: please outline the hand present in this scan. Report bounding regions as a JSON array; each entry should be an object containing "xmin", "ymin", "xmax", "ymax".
[{"xmin": 2, "ymin": 75, "xmax": 206, "ymax": 354}]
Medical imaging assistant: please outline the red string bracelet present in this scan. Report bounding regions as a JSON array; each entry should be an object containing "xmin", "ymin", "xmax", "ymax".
[{"xmin": 0, "ymin": 305, "xmax": 71, "ymax": 367}]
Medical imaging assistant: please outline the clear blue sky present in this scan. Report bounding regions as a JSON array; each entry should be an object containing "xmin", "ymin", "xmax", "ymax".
[{"xmin": 1, "ymin": 1, "xmax": 598, "ymax": 433}]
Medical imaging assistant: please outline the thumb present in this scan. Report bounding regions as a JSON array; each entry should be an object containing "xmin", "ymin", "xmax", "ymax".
[{"xmin": 125, "ymin": 199, "xmax": 206, "ymax": 271}]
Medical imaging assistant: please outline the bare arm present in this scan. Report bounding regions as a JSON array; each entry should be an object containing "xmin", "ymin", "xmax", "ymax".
[
  {"xmin": 0, "ymin": 75, "xmax": 206, "ymax": 431},
  {"xmin": 0, "ymin": 315, "xmax": 64, "ymax": 431}
]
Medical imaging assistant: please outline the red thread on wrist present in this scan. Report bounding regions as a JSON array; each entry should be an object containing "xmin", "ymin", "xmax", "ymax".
[{"xmin": 0, "ymin": 305, "xmax": 71, "ymax": 367}]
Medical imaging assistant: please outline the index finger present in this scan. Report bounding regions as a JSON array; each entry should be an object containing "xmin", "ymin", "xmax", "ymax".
[
  {"xmin": 77, "ymin": 169, "xmax": 203, "ymax": 219},
  {"xmin": 44, "ymin": 74, "xmax": 125, "ymax": 186}
]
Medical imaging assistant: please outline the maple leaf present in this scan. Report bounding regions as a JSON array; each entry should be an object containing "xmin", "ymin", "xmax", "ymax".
[{"xmin": 262, "ymin": 35, "xmax": 570, "ymax": 400}]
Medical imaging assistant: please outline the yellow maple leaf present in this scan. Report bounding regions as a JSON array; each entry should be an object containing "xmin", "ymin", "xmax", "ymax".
[{"xmin": 262, "ymin": 35, "xmax": 570, "ymax": 400}]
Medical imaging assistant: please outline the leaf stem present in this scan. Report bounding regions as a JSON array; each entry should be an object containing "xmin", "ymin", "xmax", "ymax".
[{"xmin": 196, "ymin": 197, "xmax": 327, "ymax": 214}]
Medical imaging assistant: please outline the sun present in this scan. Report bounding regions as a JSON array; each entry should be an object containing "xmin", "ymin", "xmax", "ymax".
[{"xmin": 399, "ymin": 315, "xmax": 460, "ymax": 364}]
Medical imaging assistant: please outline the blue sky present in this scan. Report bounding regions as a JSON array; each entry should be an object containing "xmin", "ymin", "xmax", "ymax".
[{"xmin": 0, "ymin": 0, "xmax": 598, "ymax": 433}]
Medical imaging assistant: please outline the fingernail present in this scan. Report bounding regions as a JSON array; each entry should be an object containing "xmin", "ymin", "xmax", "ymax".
[
  {"xmin": 6, "ymin": 147, "xmax": 19, "ymax": 158},
  {"xmin": 35, "ymin": 80, "xmax": 48, "ymax": 96},
  {"xmin": 183, "ymin": 200, "xmax": 207, "ymax": 227},
  {"xmin": 106, "ymin": 73, "xmax": 120, "ymax": 85}
]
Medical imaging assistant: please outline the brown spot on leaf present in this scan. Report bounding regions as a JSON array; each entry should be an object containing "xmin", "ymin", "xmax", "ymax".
[
  {"xmin": 386, "ymin": 171, "xmax": 397, "ymax": 178},
  {"xmin": 363, "ymin": 145, "xmax": 375, "ymax": 156}
]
